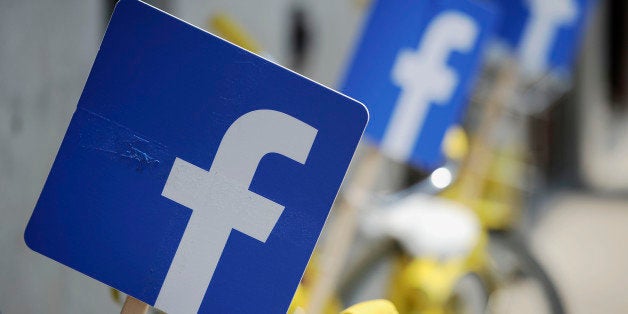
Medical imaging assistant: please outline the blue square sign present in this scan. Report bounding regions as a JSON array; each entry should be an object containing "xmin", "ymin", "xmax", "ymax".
[
  {"xmin": 342, "ymin": 0, "xmax": 497, "ymax": 170},
  {"xmin": 24, "ymin": 1, "xmax": 368, "ymax": 313},
  {"xmin": 493, "ymin": 0, "xmax": 594, "ymax": 78}
]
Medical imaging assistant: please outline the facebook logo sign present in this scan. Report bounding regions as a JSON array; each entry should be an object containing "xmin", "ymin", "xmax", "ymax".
[
  {"xmin": 494, "ymin": 0, "xmax": 593, "ymax": 77},
  {"xmin": 24, "ymin": 1, "xmax": 367, "ymax": 313},
  {"xmin": 342, "ymin": 0, "xmax": 496, "ymax": 170}
]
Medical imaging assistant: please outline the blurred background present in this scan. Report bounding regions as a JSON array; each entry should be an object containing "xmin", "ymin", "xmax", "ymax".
[{"xmin": 1, "ymin": 0, "xmax": 627, "ymax": 313}]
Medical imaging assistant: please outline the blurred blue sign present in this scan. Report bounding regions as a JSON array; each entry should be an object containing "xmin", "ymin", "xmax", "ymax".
[
  {"xmin": 342, "ymin": 0, "xmax": 497, "ymax": 170},
  {"xmin": 24, "ymin": 1, "xmax": 367, "ymax": 313},
  {"xmin": 494, "ymin": 0, "xmax": 593, "ymax": 77}
]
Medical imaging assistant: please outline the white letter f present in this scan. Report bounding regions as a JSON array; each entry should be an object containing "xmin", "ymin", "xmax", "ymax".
[{"xmin": 155, "ymin": 110, "xmax": 317, "ymax": 314}]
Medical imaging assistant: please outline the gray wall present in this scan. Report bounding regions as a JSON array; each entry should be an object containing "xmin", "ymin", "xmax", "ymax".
[
  {"xmin": 0, "ymin": 0, "xmax": 125, "ymax": 313},
  {"xmin": 172, "ymin": 0, "xmax": 367, "ymax": 87}
]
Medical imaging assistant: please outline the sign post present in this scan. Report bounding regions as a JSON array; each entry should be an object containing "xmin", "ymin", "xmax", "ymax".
[
  {"xmin": 451, "ymin": 0, "xmax": 595, "ymax": 226},
  {"xmin": 121, "ymin": 296, "xmax": 149, "ymax": 314},
  {"xmin": 307, "ymin": 0, "xmax": 497, "ymax": 312}
]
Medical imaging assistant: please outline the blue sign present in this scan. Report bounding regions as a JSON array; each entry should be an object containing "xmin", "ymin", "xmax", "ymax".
[
  {"xmin": 24, "ymin": 1, "xmax": 367, "ymax": 313},
  {"xmin": 342, "ymin": 0, "xmax": 497, "ymax": 170},
  {"xmin": 493, "ymin": 0, "xmax": 593, "ymax": 77}
]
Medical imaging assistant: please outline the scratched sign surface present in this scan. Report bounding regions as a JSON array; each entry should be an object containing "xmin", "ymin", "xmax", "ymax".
[{"xmin": 23, "ymin": 1, "xmax": 368, "ymax": 313}]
